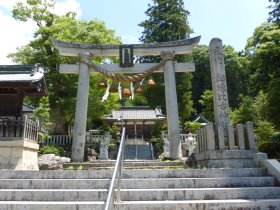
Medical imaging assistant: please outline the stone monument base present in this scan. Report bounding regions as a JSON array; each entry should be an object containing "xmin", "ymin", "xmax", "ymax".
[
  {"xmin": 196, "ymin": 150, "xmax": 256, "ymax": 168},
  {"xmin": 0, "ymin": 139, "xmax": 39, "ymax": 170}
]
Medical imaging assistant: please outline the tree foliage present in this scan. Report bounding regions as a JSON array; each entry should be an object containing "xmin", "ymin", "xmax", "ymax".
[
  {"xmin": 198, "ymin": 90, "xmax": 214, "ymax": 122},
  {"xmin": 34, "ymin": 96, "xmax": 52, "ymax": 141},
  {"xmin": 138, "ymin": 0, "xmax": 193, "ymax": 121},
  {"xmin": 245, "ymin": 21, "xmax": 280, "ymax": 128},
  {"xmin": 9, "ymin": 0, "xmax": 121, "ymax": 133},
  {"xmin": 268, "ymin": 0, "xmax": 280, "ymax": 25}
]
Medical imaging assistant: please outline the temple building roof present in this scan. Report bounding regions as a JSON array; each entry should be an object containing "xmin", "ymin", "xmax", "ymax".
[
  {"xmin": 0, "ymin": 64, "xmax": 47, "ymax": 96},
  {"xmin": 104, "ymin": 106, "xmax": 166, "ymax": 121},
  {"xmin": 0, "ymin": 64, "xmax": 48, "ymax": 117}
]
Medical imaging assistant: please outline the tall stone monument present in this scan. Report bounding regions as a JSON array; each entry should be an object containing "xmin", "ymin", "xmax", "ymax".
[
  {"xmin": 196, "ymin": 38, "xmax": 258, "ymax": 168},
  {"xmin": 209, "ymin": 38, "xmax": 230, "ymax": 145}
]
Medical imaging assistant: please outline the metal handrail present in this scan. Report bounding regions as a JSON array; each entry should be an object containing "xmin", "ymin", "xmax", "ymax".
[{"xmin": 104, "ymin": 127, "xmax": 126, "ymax": 210}]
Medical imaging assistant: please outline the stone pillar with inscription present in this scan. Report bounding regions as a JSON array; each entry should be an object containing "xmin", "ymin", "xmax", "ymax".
[
  {"xmin": 71, "ymin": 52, "xmax": 92, "ymax": 162},
  {"xmin": 209, "ymin": 38, "xmax": 230, "ymax": 144},
  {"xmin": 161, "ymin": 51, "xmax": 182, "ymax": 159}
]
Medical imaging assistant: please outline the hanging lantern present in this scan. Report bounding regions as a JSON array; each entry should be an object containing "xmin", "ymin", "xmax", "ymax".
[
  {"xmin": 122, "ymin": 87, "xmax": 132, "ymax": 97},
  {"xmin": 98, "ymin": 80, "xmax": 107, "ymax": 88},
  {"xmin": 135, "ymin": 84, "xmax": 143, "ymax": 94},
  {"xmin": 147, "ymin": 76, "xmax": 156, "ymax": 88},
  {"xmin": 109, "ymin": 82, "xmax": 118, "ymax": 93}
]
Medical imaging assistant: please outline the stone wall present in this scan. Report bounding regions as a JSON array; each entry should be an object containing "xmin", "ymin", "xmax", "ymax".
[{"xmin": 0, "ymin": 139, "xmax": 39, "ymax": 170}]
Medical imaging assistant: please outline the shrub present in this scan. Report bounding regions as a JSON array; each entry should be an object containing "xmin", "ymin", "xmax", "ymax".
[
  {"xmin": 258, "ymin": 132, "xmax": 280, "ymax": 159},
  {"xmin": 184, "ymin": 121, "xmax": 202, "ymax": 133},
  {"xmin": 39, "ymin": 145, "xmax": 65, "ymax": 156}
]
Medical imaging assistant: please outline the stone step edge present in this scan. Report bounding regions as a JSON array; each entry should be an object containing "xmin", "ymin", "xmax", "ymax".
[
  {"xmin": 0, "ymin": 176, "xmax": 274, "ymax": 181},
  {"xmin": 63, "ymin": 162, "xmax": 184, "ymax": 166},
  {"xmin": 0, "ymin": 199, "xmax": 278, "ymax": 205},
  {"xmin": 0, "ymin": 187, "xmax": 279, "ymax": 192},
  {"xmin": 115, "ymin": 199, "xmax": 280, "ymax": 204}
]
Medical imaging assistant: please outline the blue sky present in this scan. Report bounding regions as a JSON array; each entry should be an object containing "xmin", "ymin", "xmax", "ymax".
[{"xmin": 0, "ymin": 0, "xmax": 271, "ymax": 64}]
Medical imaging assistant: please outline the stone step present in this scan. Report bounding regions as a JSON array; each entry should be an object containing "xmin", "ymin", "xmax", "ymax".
[
  {"xmin": 114, "ymin": 199, "xmax": 280, "ymax": 210},
  {"xmin": 1, "ymin": 199, "xmax": 280, "ymax": 210},
  {"xmin": 0, "ymin": 189, "xmax": 107, "ymax": 201},
  {"xmin": 0, "ymin": 187, "xmax": 280, "ymax": 201},
  {"xmin": 119, "ymin": 187, "xmax": 280, "ymax": 201},
  {"xmin": 0, "ymin": 168, "xmax": 267, "ymax": 179},
  {"xmin": 0, "ymin": 177, "xmax": 275, "ymax": 189},
  {"xmin": 0, "ymin": 201, "xmax": 104, "ymax": 210}
]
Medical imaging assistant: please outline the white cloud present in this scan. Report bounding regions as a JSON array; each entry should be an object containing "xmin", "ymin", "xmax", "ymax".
[
  {"xmin": 0, "ymin": 10, "xmax": 36, "ymax": 64},
  {"xmin": 53, "ymin": 0, "xmax": 81, "ymax": 18},
  {"xmin": 0, "ymin": 0, "xmax": 81, "ymax": 64},
  {"xmin": 0, "ymin": 0, "xmax": 25, "ymax": 10}
]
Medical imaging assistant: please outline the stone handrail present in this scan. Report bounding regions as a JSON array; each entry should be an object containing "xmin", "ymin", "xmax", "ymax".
[
  {"xmin": 197, "ymin": 121, "xmax": 257, "ymax": 153},
  {"xmin": 0, "ymin": 115, "xmax": 39, "ymax": 142}
]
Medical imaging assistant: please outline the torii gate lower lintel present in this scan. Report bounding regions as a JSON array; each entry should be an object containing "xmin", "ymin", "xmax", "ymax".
[{"xmin": 52, "ymin": 36, "xmax": 201, "ymax": 161}]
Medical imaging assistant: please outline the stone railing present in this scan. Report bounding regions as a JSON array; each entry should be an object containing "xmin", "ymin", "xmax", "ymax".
[
  {"xmin": 43, "ymin": 134, "xmax": 111, "ymax": 146},
  {"xmin": 197, "ymin": 121, "xmax": 257, "ymax": 153},
  {"xmin": 43, "ymin": 135, "xmax": 73, "ymax": 145},
  {"xmin": 0, "ymin": 115, "xmax": 39, "ymax": 142},
  {"xmin": 161, "ymin": 131, "xmax": 197, "ymax": 158}
]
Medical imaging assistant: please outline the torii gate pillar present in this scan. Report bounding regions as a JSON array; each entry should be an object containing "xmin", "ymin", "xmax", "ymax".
[
  {"xmin": 71, "ymin": 52, "xmax": 92, "ymax": 161},
  {"xmin": 162, "ymin": 51, "xmax": 182, "ymax": 159}
]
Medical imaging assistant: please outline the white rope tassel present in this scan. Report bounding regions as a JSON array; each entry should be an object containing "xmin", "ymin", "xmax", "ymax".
[
  {"xmin": 118, "ymin": 82, "xmax": 122, "ymax": 99},
  {"xmin": 130, "ymin": 82, "xmax": 134, "ymax": 100},
  {"xmin": 102, "ymin": 81, "xmax": 110, "ymax": 102}
]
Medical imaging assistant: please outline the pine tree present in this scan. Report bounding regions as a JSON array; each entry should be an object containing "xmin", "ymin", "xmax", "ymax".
[{"xmin": 139, "ymin": 0, "xmax": 194, "ymax": 121}]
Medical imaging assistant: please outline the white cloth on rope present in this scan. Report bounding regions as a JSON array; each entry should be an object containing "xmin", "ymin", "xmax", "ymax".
[
  {"xmin": 118, "ymin": 82, "xmax": 122, "ymax": 99},
  {"xmin": 102, "ymin": 81, "xmax": 110, "ymax": 102},
  {"xmin": 130, "ymin": 82, "xmax": 134, "ymax": 100}
]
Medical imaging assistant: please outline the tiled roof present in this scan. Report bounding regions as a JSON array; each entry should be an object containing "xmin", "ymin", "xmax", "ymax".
[
  {"xmin": 105, "ymin": 106, "xmax": 166, "ymax": 121},
  {"xmin": 0, "ymin": 64, "xmax": 48, "ymax": 96},
  {"xmin": 0, "ymin": 64, "xmax": 44, "ymax": 83}
]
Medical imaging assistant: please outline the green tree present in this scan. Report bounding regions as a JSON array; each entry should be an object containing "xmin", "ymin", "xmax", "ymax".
[
  {"xmin": 198, "ymin": 90, "xmax": 214, "ymax": 122},
  {"xmin": 34, "ymin": 96, "xmax": 52, "ymax": 141},
  {"xmin": 191, "ymin": 45, "xmax": 249, "ymax": 114},
  {"xmin": 245, "ymin": 21, "xmax": 280, "ymax": 128},
  {"xmin": 268, "ymin": 0, "xmax": 280, "ymax": 25},
  {"xmin": 9, "ymin": 0, "xmax": 121, "ymax": 133},
  {"xmin": 191, "ymin": 45, "xmax": 211, "ymax": 113},
  {"xmin": 230, "ymin": 96, "xmax": 255, "ymax": 125},
  {"xmin": 138, "ymin": 0, "xmax": 193, "ymax": 121}
]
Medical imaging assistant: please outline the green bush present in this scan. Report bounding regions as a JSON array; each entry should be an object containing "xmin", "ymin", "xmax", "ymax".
[
  {"xmin": 258, "ymin": 132, "xmax": 280, "ymax": 159},
  {"xmin": 184, "ymin": 121, "xmax": 202, "ymax": 133},
  {"xmin": 39, "ymin": 145, "xmax": 65, "ymax": 156}
]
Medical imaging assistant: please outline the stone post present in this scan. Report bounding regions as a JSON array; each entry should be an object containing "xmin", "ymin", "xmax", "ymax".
[
  {"xmin": 161, "ymin": 51, "xmax": 181, "ymax": 159},
  {"xmin": 209, "ymin": 38, "xmax": 230, "ymax": 142},
  {"xmin": 71, "ymin": 52, "xmax": 92, "ymax": 161}
]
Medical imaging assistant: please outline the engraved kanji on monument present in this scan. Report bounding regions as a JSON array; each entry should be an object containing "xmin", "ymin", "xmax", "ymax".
[{"xmin": 209, "ymin": 38, "xmax": 230, "ymax": 133}]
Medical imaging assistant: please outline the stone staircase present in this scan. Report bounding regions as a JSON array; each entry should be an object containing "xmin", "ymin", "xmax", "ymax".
[
  {"xmin": 124, "ymin": 138, "xmax": 153, "ymax": 160},
  {"xmin": 124, "ymin": 145, "xmax": 153, "ymax": 160},
  {"xmin": 0, "ymin": 167, "xmax": 280, "ymax": 210}
]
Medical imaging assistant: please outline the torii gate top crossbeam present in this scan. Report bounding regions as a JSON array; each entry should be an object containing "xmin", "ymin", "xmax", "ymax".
[{"xmin": 51, "ymin": 36, "xmax": 201, "ymax": 57}]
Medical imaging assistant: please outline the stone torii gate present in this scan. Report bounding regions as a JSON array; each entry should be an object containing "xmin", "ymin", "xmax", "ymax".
[{"xmin": 52, "ymin": 37, "xmax": 200, "ymax": 161}]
